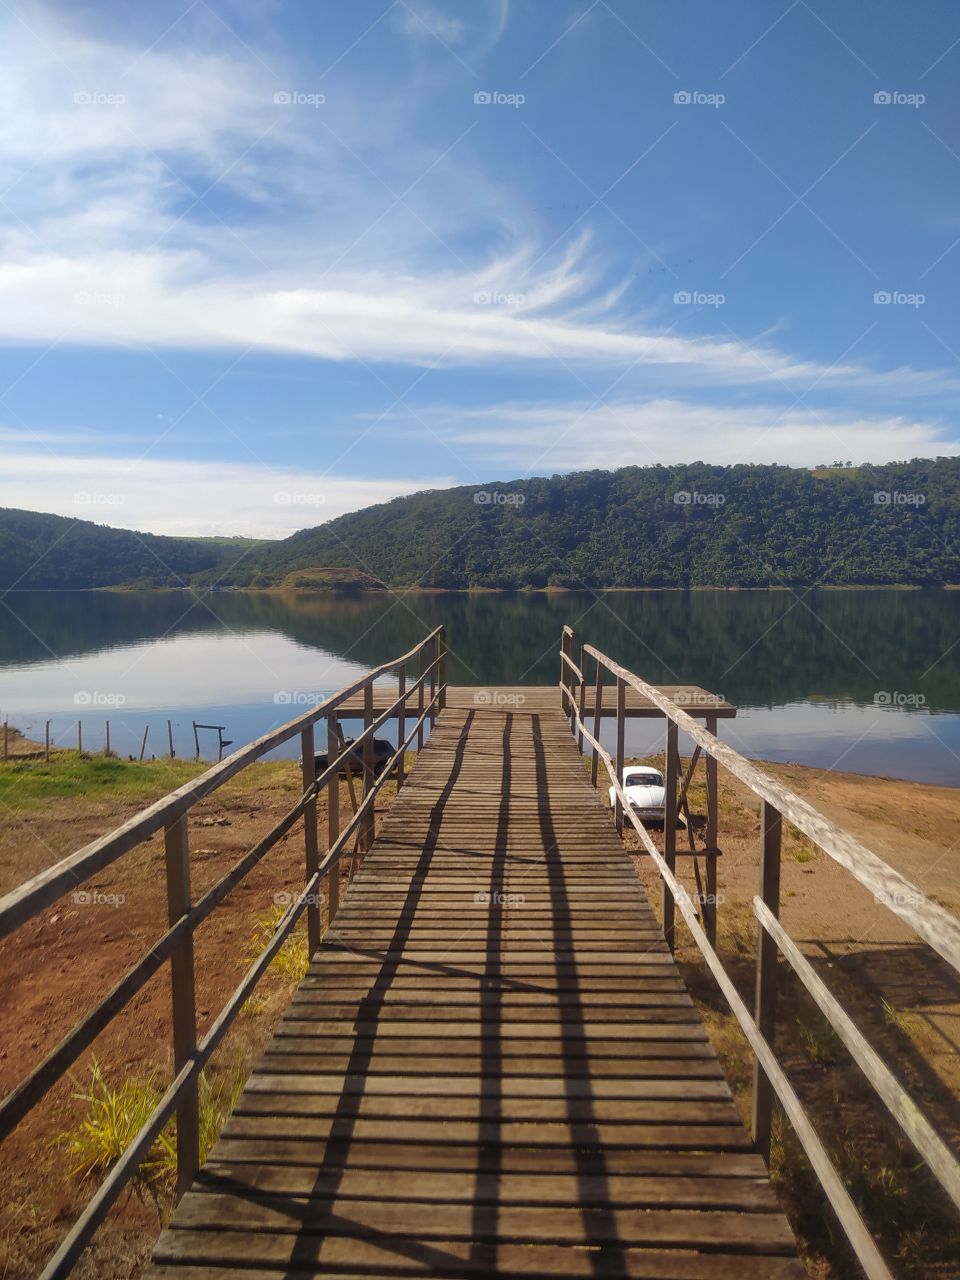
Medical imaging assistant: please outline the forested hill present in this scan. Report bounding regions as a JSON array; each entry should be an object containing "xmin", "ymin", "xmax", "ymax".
[
  {"xmin": 0, "ymin": 509, "xmax": 259, "ymax": 589},
  {"xmin": 237, "ymin": 459, "xmax": 960, "ymax": 589},
  {"xmin": 4, "ymin": 459, "xmax": 960, "ymax": 590}
]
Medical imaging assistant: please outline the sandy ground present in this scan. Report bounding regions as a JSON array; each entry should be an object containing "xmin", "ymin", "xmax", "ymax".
[{"xmin": 0, "ymin": 741, "xmax": 958, "ymax": 1279}]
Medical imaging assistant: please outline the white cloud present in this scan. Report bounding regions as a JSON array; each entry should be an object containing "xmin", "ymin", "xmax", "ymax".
[
  {"xmin": 401, "ymin": 398, "xmax": 960, "ymax": 471},
  {"xmin": 395, "ymin": 5, "xmax": 467, "ymax": 46},
  {"xmin": 0, "ymin": 452, "xmax": 455, "ymax": 538}
]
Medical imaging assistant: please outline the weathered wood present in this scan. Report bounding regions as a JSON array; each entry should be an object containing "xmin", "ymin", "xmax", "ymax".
[
  {"xmin": 752, "ymin": 800, "xmax": 781, "ymax": 1164},
  {"xmin": 663, "ymin": 719, "xmax": 679, "ymax": 952},
  {"xmin": 163, "ymin": 815, "xmax": 198, "ymax": 1199},
  {"xmin": 299, "ymin": 726, "xmax": 320, "ymax": 956},
  {"xmin": 615, "ymin": 675, "xmax": 625, "ymax": 835},
  {"xmin": 325, "ymin": 715, "xmax": 340, "ymax": 922}
]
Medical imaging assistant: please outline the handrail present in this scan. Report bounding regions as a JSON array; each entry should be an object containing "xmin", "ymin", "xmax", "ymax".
[
  {"xmin": 562, "ymin": 626, "xmax": 960, "ymax": 1278},
  {"xmin": 0, "ymin": 627, "xmax": 443, "ymax": 941},
  {"xmin": 1, "ymin": 626, "xmax": 447, "ymax": 1280}
]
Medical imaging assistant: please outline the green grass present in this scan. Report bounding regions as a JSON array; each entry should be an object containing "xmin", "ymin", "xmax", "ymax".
[
  {"xmin": 0, "ymin": 755, "xmax": 204, "ymax": 810},
  {"xmin": 245, "ymin": 904, "xmax": 310, "ymax": 982}
]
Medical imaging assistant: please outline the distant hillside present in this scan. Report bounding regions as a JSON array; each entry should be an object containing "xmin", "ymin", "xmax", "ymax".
[
  {"xmin": 228, "ymin": 458, "xmax": 960, "ymax": 589},
  {"xmin": 5, "ymin": 458, "xmax": 960, "ymax": 590},
  {"xmin": 0, "ymin": 509, "xmax": 263, "ymax": 589}
]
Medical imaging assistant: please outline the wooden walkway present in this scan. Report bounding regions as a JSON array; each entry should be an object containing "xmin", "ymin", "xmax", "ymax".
[{"xmin": 145, "ymin": 701, "xmax": 803, "ymax": 1279}]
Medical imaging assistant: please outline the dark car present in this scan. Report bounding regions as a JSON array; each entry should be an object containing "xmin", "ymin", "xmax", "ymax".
[{"xmin": 309, "ymin": 736, "xmax": 395, "ymax": 779}]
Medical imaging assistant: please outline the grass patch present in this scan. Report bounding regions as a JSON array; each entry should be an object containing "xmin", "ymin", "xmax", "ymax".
[
  {"xmin": 0, "ymin": 755, "xmax": 204, "ymax": 811},
  {"xmin": 245, "ymin": 903, "xmax": 310, "ymax": 983}
]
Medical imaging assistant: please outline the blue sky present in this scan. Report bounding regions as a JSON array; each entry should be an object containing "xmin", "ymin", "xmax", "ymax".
[{"xmin": 2, "ymin": 0, "xmax": 960, "ymax": 535}]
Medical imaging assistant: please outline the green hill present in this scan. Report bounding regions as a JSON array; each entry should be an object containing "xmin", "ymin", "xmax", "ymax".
[{"xmin": 4, "ymin": 458, "xmax": 960, "ymax": 590}]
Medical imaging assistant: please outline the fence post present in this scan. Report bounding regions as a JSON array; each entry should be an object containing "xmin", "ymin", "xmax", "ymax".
[
  {"xmin": 417, "ymin": 646, "xmax": 426, "ymax": 752},
  {"xmin": 105, "ymin": 720, "xmax": 111, "ymax": 757},
  {"xmin": 362, "ymin": 682, "xmax": 375, "ymax": 851},
  {"xmin": 164, "ymin": 815, "xmax": 198, "ymax": 1199},
  {"xmin": 560, "ymin": 627, "xmax": 572, "ymax": 716},
  {"xmin": 614, "ymin": 677, "xmax": 625, "ymax": 836},
  {"xmin": 752, "ymin": 799, "xmax": 782, "ymax": 1164},
  {"xmin": 326, "ymin": 715, "xmax": 340, "ymax": 923},
  {"xmin": 576, "ymin": 643, "xmax": 586, "ymax": 754},
  {"xmin": 429, "ymin": 635, "xmax": 438, "ymax": 728},
  {"xmin": 3, "ymin": 719, "xmax": 7, "ymax": 761},
  {"xmin": 300, "ymin": 725, "xmax": 320, "ymax": 956},
  {"xmin": 591, "ymin": 659, "xmax": 603, "ymax": 787},
  {"xmin": 438, "ymin": 628, "xmax": 447, "ymax": 712},
  {"xmin": 167, "ymin": 719, "xmax": 175, "ymax": 759},
  {"xmin": 397, "ymin": 664, "xmax": 406, "ymax": 792},
  {"xmin": 663, "ymin": 719, "xmax": 679, "ymax": 952},
  {"xmin": 704, "ymin": 712, "xmax": 719, "ymax": 946},
  {"xmin": 45, "ymin": 720, "xmax": 50, "ymax": 762}
]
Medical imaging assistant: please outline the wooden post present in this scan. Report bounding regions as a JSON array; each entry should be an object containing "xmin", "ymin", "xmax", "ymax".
[
  {"xmin": 560, "ymin": 627, "xmax": 572, "ymax": 717},
  {"xmin": 326, "ymin": 715, "xmax": 340, "ymax": 924},
  {"xmin": 362, "ymin": 682, "xmax": 375, "ymax": 851},
  {"xmin": 105, "ymin": 720, "xmax": 111, "ymax": 757},
  {"xmin": 2, "ymin": 719, "xmax": 7, "ymax": 761},
  {"xmin": 300, "ymin": 725, "xmax": 321, "ymax": 956},
  {"xmin": 397, "ymin": 665, "xmax": 406, "ymax": 791},
  {"xmin": 591, "ymin": 661, "xmax": 603, "ymax": 787},
  {"xmin": 78, "ymin": 720, "xmax": 82, "ymax": 754},
  {"xmin": 417, "ymin": 647, "xmax": 426, "ymax": 752},
  {"xmin": 164, "ymin": 815, "xmax": 198, "ymax": 1199},
  {"xmin": 614, "ymin": 677, "xmax": 625, "ymax": 836},
  {"xmin": 192, "ymin": 721, "xmax": 200, "ymax": 760},
  {"xmin": 44, "ymin": 720, "xmax": 50, "ymax": 762},
  {"xmin": 705, "ymin": 712, "xmax": 719, "ymax": 947},
  {"xmin": 663, "ymin": 719, "xmax": 679, "ymax": 952},
  {"xmin": 576, "ymin": 643, "xmax": 586, "ymax": 754},
  {"xmin": 168, "ymin": 719, "xmax": 175, "ymax": 758},
  {"xmin": 138, "ymin": 725, "xmax": 149, "ymax": 761},
  {"xmin": 429, "ymin": 634, "xmax": 438, "ymax": 728},
  {"xmin": 438, "ymin": 628, "xmax": 447, "ymax": 712},
  {"xmin": 753, "ymin": 799, "xmax": 782, "ymax": 1165}
]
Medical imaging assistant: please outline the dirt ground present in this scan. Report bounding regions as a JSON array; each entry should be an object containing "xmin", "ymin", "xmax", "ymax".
[{"xmin": 1, "ymin": 741, "xmax": 958, "ymax": 1279}]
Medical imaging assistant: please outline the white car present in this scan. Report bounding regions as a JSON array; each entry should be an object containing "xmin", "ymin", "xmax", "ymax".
[{"xmin": 609, "ymin": 765, "xmax": 667, "ymax": 824}]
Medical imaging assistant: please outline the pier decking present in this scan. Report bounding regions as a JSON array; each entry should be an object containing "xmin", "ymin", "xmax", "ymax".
[{"xmin": 144, "ymin": 696, "xmax": 802, "ymax": 1279}]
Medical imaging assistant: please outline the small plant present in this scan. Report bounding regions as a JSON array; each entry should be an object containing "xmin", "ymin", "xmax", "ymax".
[
  {"xmin": 796, "ymin": 1012, "xmax": 848, "ymax": 1067},
  {"xmin": 57, "ymin": 1062, "xmax": 163, "ymax": 1179},
  {"xmin": 245, "ymin": 903, "xmax": 309, "ymax": 982}
]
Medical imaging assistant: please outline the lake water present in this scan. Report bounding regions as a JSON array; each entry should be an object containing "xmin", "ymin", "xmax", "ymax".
[{"xmin": 0, "ymin": 589, "xmax": 958, "ymax": 785}]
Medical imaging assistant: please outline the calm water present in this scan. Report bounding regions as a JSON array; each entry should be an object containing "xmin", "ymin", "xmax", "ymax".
[{"xmin": 0, "ymin": 589, "xmax": 958, "ymax": 784}]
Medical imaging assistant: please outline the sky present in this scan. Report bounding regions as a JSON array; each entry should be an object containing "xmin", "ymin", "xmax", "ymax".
[{"xmin": 2, "ymin": 0, "xmax": 960, "ymax": 536}]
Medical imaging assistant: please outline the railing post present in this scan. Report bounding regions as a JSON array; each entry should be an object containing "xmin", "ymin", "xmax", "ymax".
[
  {"xmin": 438, "ymin": 628, "xmax": 447, "ymax": 712},
  {"xmin": 417, "ymin": 646, "xmax": 426, "ymax": 752},
  {"xmin": 560, "ymin": 627, "xmax": 572, "ymax": 717},
  {"xmin": 704, "ymin": 712, "xmax": 719, "ymax": 947},
  {"xmin": 614, "ymin": 677, "xmax": 625, "ymax": 836},
  {"xmin": 753, "ymin": 800, "xmax": 782, "ymax": 1164},
  {"xmin": 362, "ymin": 682, "xmax": 375, "ymax": 851},
  {"xmin": 590, "ymin": 658, "xmax": 603, "ymax": 788},
  {"xmin": 163, "ymin": 815, "xmax": 198, "ymax": 1199},
  {"xmin": 300, "ymin": 725, "xmax": 320, "ymax": 956},
  {"xmin": 663, "ymin": 718, "xmax": 679, "ymax": 952},
  {"xmin": 429, "ymin": 634, "xmax": 438, "ymax": 728},
  {"xmin": 397, "ymin": 665, "xmax": 406, "ymax": 792},
  {"xmin": 576, "ymin": 643, "xmax": 586, "ymax": 754},
  {"xmin": 326, "ymin": 715, "xmax": 340, "ymax": 923}
]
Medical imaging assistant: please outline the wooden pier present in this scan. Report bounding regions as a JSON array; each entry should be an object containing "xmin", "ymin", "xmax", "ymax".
[{"xmin": 143, "ymin": 696, "xmax": 801, "ymax": 1279}]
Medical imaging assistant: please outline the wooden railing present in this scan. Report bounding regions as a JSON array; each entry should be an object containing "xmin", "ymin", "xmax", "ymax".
[
  {"xmin": 559, "ymin": 625, "xmax": 960, "ymax": 1280},
  {"xmin": 0, "ymin": 627, "xmax": 447, "ymax": 1280}
]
